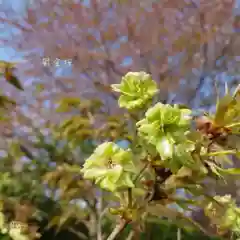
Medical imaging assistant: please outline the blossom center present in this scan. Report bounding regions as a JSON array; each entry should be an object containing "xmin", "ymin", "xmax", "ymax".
[{"xmin": 107, "ymin": 159, "xmax": 116, "ymax": 169}]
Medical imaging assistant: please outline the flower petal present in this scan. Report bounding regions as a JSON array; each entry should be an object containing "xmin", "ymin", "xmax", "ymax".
[{"xmin": 156, "ymin": 136, "xmax": 174, "ymax": 160}]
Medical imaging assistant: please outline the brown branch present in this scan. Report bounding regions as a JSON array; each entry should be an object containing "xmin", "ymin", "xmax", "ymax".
[
  {"xmin": 0, "ymin": 17, "xmax": 32, "ymax": 32},
  {"xmin": 188, "ymin": 3, "xmax": 208, "ymax": 106}
]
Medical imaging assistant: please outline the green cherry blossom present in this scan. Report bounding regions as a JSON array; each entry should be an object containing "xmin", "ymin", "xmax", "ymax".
[
  {"xmin": 111, "ymin": 71, "xmax": 158, "ymax": 110},
  {"xmin": 137, "ymin": 103, "xmax": 192, "ymax": 142},
  {"xmin": 137, "ymin": 103, "xmax": 193, "ymax": 168},
  {"xmin": 205, "ymin": 195, "xmax": 240, "ymax": 237},
  {"xmin": 82, "ymin": 142, "xmax": 136, "ymax": 192}
]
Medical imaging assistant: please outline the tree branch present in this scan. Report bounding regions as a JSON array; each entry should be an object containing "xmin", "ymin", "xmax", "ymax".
[
  {"xmin": 0, "ymin": 17, "xmax": 32, "ymax": 32},
  {"xmin": 188, "ymin": 6, "xmax": 208, "ymax": 107}
]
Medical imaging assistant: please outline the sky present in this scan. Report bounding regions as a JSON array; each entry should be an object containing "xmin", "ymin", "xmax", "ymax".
[
  {"xmin": 1, "ymin": 0, "xmax": 240, "ymax": 58},
  {"xmin": 0, "ymin": 0, "xmax": 33, "ymax": 61},
  {"xmin": 1, "ymin": 0, "xmax": 239, "ymax": 105},
  {"xmin": 1, "ymin": 0, "xmax": 239, "ymax": 62}
]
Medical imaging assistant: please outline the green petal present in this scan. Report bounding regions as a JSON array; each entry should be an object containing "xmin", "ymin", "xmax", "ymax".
[
  {"xmin": 98, "ymin": 166, "xmax": 123, "ymax": 191},
  {"xmin": 173, "ymin": 143, "xmax": 195, "ymax": 167},
  {"xmin": 116, "ymin": 174, "xmax": 135, "ymax": 189},
  {"xmin": 114, "ymin": 150, "xmax": 133, "ymax": 166},
  {"xmin": 111, "ymin": 84, "xmax": 121, "ymax": 92},
  {"xmin": 83, "ymin": 156, "xmax": 106, "ymax": 169},
  {"xmin": 83, "ymin": 142, "xmax": 118, "ymax": 169},
  {"xmin": 120, "ymin": 73, "xmax": 137, "ymax": 95},
  {"xmin": 107, "ymin": 165, "xmax": 124, "ymax": 182},
  {"xmin": 170, "ymin": 129, "xmax": 188, "ymax": 142},
  {"xmin": 99, "ymin": 178, "xmax": 117, "ymax": 192},
  {"xmin": 118, "ymin": 95, "xmax": 142, "ymax": 109},
  {"xmin": 145, "ymin": 103, "xmax": 162, "ymax": 121},
  {"xmin": 137, "ymin": 122, "xmax": 159, "ymax": 136},
  {"xmin": 156, "ymin": 136, "xmax": 174, "ymax": 160},
  {"xmin": 179, "ymin": 109, "xmax": 192, "ymax": 125},
  {"xmin": 145, "ymin": 81, "xmax": 158, "ymax": 95},
  {"xmin": 95, "ymin": 142, "xmax": 117, "ymax": 157},
  {"xmin": 161, "ymin": 105, "xmax": 181, "ymax": 125},
  {"xmin": 83, "ymin": 168, "xmax": 109, "ymax": 180}
]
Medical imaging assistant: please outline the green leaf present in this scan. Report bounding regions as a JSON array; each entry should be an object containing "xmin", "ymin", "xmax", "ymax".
[
  {"xmin": 47, "ymin": 216, "xmax": 61, "ymax": 229},
  {"xmin": 161, "ymin": 105, "xmax": 181, "ymax": 125},
  {"xmin": 147, "ymin": 204, "xmax": 180, "ymax": 219},
  {"xmin": 0, "ymin": 95, "xmax": 16, "ymax": 108},
  {"xmin": 6, "ymin": 74, "xmax": 23, "ymax": 91},
  {"xmin": 0, "ymin": 61, "xmax": 23, "ymax": 91},
  {"xmin": 214, "ymin": 94, "xmax": 234, "ymax": 126},
  {"xmin": 172, "ymin": 143, "xmax": 195, "ymax": 169},
  {"xmin": 0, "ymin": 115, "xmax": 10, "ymax": 122},
  {"xmin": 56, "ymin": 97, "xmax": 81, "ymax": 112},
  {"xmin": 9, "ymin": 142, "xmax": 25, "ymax": 159},
  {"xmin": 217, "ymin": 167, "xmax": 240, "ymax": 176},
  {"xmin": 205, "ymin": 161, "xmax": 223, "ymax": 178}
]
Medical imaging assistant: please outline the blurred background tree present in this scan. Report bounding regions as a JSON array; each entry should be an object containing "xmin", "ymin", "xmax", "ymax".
[{"xmin": 0, "ymin": 0, "xmax": 239, "ymax": 239}]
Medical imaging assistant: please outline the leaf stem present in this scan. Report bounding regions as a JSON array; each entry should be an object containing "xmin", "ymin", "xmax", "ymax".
[
  {"xmin": 226, "ymin": 122, "xmax": 240, "ymax": 129},
  {"xmin": 177, "ymin": 212, "xmax": 218, "ymax": 238},
  {"xmin": 97, "ymin": 191, "xmax": 103, "ymax": 240},
  {"xmin": 233, "ymin": 84, "xmax": 240, "ymax": 98},
  {"xmin": 128, "ymin": 188, "xmax": 132, "ymax": 208},
  {"xmin": 203, "ymin": 150, "xmax": 236, "ymax": 157},
  {"xmin": 133, "ymin": 161, "xmax": 149, "ymax": 183}
]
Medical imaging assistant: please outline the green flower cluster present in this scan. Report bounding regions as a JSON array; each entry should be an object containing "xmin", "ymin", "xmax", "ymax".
[
  {"xmin": 137, "ymin": 103, "xmax": 193, "ymax": 171},
  {"xmin": 82, "ymin": 72, "xmax": 194, "ymax": 191},
  {"xmin": 0, "ymin": 210, "xmax": 36, "ymax": 240},
  {"xmin": 112, "ymin": 71, "xmax": 158, "ymax": 110},
  {"xmin": 82, "ymin": 142, "xmax": 136, "ymax": 192},
  {"xmin": 205, "ymin": 195, "xmax": 240, "ymax": 238},
  {"xmin": 9, "ymin": 223, "xmax": 30, "ymax": 240}
]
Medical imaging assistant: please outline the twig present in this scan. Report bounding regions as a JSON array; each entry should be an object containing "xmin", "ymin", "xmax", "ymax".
[
  {"xmin": 128, "ymin": 188, "xmax": 133, "ymax": 208},
  {"xmin": 233, "ymin": 84, "xmax": 240, "ymax": 98},
  {"xmin": 106, "ymin": 220, "xmax": 129, "ymax": 240},
  {"xmin": 133, "ymin": 161, "xmax": 150, "ymax": 183},
  {"xmin": 204, "ymin": 150, "xmax": 236, "ymax": 157},
  {"xmin": 97, "ymin": 192, "xmax": 103, "ymax": 240},
  {"xmin": 188, "ymin": 8, "xmax": 208, "ymax": 106},
  {"xmin": 0, "ymin": 17, "xmax": 32, "ymax": 32},
  {"xmin": 126, "ymin": 231, "xmax": 134, "ymax": 240},
  {"xmin": 226, "ymin": 122, "xmax": 240, "ymax": 129},
  {"xmin": 69, "ymin": 227, "xmax": 88, "ymax": 240},
  {"xmin": 177, "ymin": 228, "xmax": 181, "ymax": 240},
  {"xmin": 178, "ymin": 211, "xmax": 218, "ymax": 238}
]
